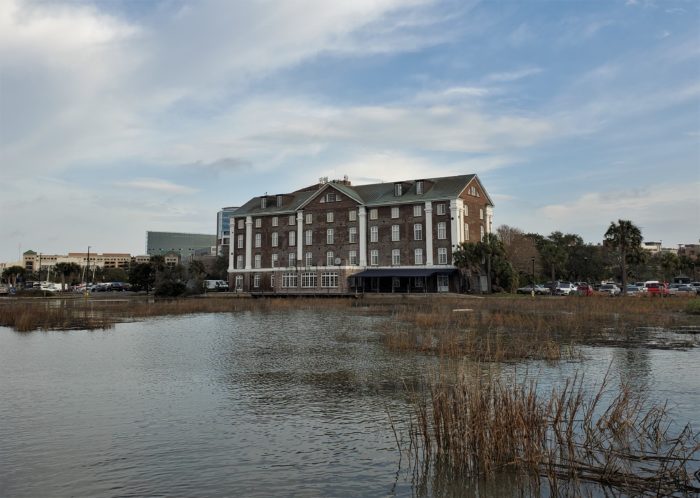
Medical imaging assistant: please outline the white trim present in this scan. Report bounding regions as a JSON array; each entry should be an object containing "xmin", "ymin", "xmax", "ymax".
[
  {"xmin": 296, "ymin": 211, "xmax": 304, "ymax": 263},
  {"xmin": 359, "ymin": 206, "xmax": 367, "ymax": 266},
  {"xmin": 245, "ymin": 216, "xmax": 253, "ymax": 270},
  {"xmin": 229, "ymin": 264, "xmax": 457, "ymax": 273},
  {"xmin": 425, "ymin": 201, "xmax": 433, "ymax": 265}
]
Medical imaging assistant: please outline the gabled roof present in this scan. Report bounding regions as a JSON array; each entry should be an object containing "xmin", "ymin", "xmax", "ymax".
[{"xmin": 232, "ymin": 173, "xmax": 493, "ymax": 216}]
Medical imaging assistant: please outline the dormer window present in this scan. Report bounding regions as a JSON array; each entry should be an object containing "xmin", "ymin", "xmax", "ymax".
[
  {"xmin": 261, "ymin": 197, "xmax": 267, "ymax": 209},
  {"xmin": 394, "ymin": 183, "xmax": 402, "ymax": 196},
  {"xmin": 276, "ymin": 195, "xmax": 283, "ymax": 207},
  {"xmin": 416, "ymin": 180, "xmax": 424, "ymax": 195},
  {"xmin": 325, "ymin": 192, "xmax": 336, "ymax": 203}
]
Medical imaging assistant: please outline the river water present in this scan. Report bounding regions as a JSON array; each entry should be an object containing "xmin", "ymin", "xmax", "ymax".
[{"xmin": 1, "ymin": 309, "xmax": 699, "ymax": 497}]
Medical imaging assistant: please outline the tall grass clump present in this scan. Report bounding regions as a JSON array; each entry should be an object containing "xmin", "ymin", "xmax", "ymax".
[{"xmin": 402, "ymin": 369, "xmax": 700, "ymax": 496}]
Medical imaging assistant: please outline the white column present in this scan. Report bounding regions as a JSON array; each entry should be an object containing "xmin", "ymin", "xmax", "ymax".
[
  {"xmin": 245, "ymin": 216, "xmax": 253, "ymax": 270},
  {"xmin": 457, "ymin": 205, "xmax": 464, "ymax": 243},
  {"xmin": 358, "ymin": 206, "xmax": 367, "ymax": 267},
  {"xmin": 424, "ymin": 201, "xmax": 434, "ymax": 265},
  {"xmin": 449, "ymin": 199, "xmax": 464, "ymax": 249},
  {"xmin": 296, "ymin": 211, "xmax": 304, "ymax": 263},
  {"xmin": 486, "ymin": 206, "xmax": 494, "ymax": 234},
  {"xmin": 228, "ymin": 217, "xmax": 235, "ymax": 272}
]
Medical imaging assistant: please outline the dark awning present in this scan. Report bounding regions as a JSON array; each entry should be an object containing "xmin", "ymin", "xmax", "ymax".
[{"xmin": 350, "ymin": 268, "xmax": 455, "ymax": 278}]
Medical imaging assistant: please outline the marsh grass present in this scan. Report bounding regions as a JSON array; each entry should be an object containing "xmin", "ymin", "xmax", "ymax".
[{"xmin": 402, "ymin": 368, "xmax": 700, "ymax": 496}]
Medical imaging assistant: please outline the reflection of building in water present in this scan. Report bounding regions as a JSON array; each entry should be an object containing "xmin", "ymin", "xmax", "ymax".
[{"xmin": 228, "ymin": 175, "xmax": 494, "ymax": 294}]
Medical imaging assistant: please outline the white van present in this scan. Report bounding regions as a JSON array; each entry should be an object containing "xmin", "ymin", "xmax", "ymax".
[{"xmin": 204, "ymin": 279, "xmax": 229, "ymax": 292}]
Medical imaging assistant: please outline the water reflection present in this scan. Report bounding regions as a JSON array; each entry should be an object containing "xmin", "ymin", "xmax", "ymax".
[{"xmin": 0, "ymin": 309, "xmax": 698, "ymax": 497}]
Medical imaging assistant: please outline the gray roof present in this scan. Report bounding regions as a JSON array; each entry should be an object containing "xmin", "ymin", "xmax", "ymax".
[{"xmin": 232, "ymin": 174, "xmax": 491, "ymax": 217}]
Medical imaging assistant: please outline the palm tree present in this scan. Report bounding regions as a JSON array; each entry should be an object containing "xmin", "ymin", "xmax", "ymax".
[
  {"xmin": 54, "ymin": 262, "xmax": 81, "ymax": 290},
  {"xmin": 604, "ymin": 220, "xmax": 643, "ymax": 295}
]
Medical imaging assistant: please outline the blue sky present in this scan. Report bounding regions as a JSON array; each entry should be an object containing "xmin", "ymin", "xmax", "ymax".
[{"xmin": 1, "ymin": 0, "xmax": 698, "ymax": 261}]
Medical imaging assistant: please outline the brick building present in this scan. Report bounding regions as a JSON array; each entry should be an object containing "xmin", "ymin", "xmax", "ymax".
[{"xmin": 227, "ymin": 175, "xmax": 493, "ymax": 294}]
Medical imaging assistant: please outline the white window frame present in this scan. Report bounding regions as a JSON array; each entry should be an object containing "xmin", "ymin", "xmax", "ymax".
[
  {"xmin": 289, "ymin": 252, "xmax": 296, "ymax": 267},
  {"xmin": 437, "ymin": 222, "xmax": 447, "ymax": 240},
  {"xmin": 305, "ymin": 229, "xmax": 313, "ymax": 245},
  {"xmin": 255, "ymin": 233, "xmax": 262, "ymax": 248},
  {"xmin": 270, "ymin": 274, "xmax": 275, "ymax": 288},
  {"xmin": 437, "ymin": 203, "xmax": 446, "ymax": 215},
  {"xmin": 305, "ymin": 213, "xmax": 312, "ymax": 224},
  {"xmin": 237, "ymin": 219, "xmax": 244, "ymax": 230},
  {"xmin": 464, "ymin": 205, "xmax": 468, "ymax": 217},
  {"xmin": 369, "ymin": 208, "xmax": 378, "ymax": 220},
  {"xmin": 234, "ymin": 275, "xmax": 243, "ymax": 290},
  {"xmin": 391, "ymin": 207, "xmax": 399, "ymax": 219},
  {"xmin": 327, "ymin": 211, "xmax": 334, "ymax": 223},
  {"xmin": 348, "ymin": 210, "xmax": 357, "ymax": 222},
  {"xmin": 253, "ymin": 274, "xmax": 261, "ymax": 288},
  {"xmin": 348, "ymin": 226, "xmax": 357, "ymax": 243},
  {"xmin": 438, "ymin": 247, "xmax": 448, "ymax": 265},
  {"xmin": 282, "ymin": 273, "xmax": 298, "ymax": 288},
  {"xmin": 464, "ymin": 223, "xmax": 469, "ymax": 241},
  {"xmin": 370, "ymin": 250, "xmax": 379, "ymax": 266},
  {"xmin": 272, "ymin": 216, "xmax": 279, "ymax": 227},
  {"xmin": 237, "ymin": 234, "xmax": 244, "ymax": 249},
  {"xmin": 271, "ymin": 232, "xmax": 278, "ymax": 247},
  {"xmin": 349, "ymin": 250, "xmax": 357, "ymax": 265},
  {"xmin": 392, "ymin": 249, "xmax": 400, "ymax": 266},
  {"xmin": 321, "ymin": 272, "xmax": 339, "ymax": 288},
  {"xmin": 416, "ymin": 180, "xmax": 423, "ymax": 195},
  {"xmin": 301, "ymin": 272, "xmax": 317, "ymax": 288},
  {"xmin": 394, "ymin": 183, "xmax": 402, "ymax": 196},
  {"xmin": 370, "ymin": 226, "xmax": 378, "ymax": 243},
  {"xmin": 326, "ymin": 251, "xmax": 334, "ymax": 266},
  {"xmin": 272, "ymin": 253, "xmax": 279, "ymax": 267},
  {"xmin": 391, "ymin": 225, "xmax": 400, "ymax": 242},
  {"xmin": 236, "ymin": 255, "xmax": 243, "ymax": 269},
  {"xmin": 289, "ymin": 231, "xmax": 296, "ymax": 247},
  {"xmin": 326, "ymin": 228, "xmax": 334, "ymax": 245},
  {"xmin": 305, "ymin": 251, "xmax": 313, "ymax": 267},
  {"xmin": 480, "ymin": 208, "xmax": 484, "ymax": 220},
  {"xmin": 414, "ymin": 248, "xmax": 423, "ymax": 265},
  {"xmin": 414, "ymin": 223, "xmax": 422, "ymax": 241},
  {"xmin": 413, "ymin": 205, "xmax": 422, "ymax": 217},
  {"xmin": 289, "ymin": 215, "xmax": 295, "ymax": 226},
  {"xmin": 254, "ymin": 254, "xmax": 261, "ymax": 269},
  {"xmin": 255, "ymin": 218, "xmax": 262, "ymax": 228}
]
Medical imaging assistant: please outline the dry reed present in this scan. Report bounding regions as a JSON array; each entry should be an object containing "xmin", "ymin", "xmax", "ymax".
[{"xmin": 401, "ymin": 368, "xmax": 700, "ymax": 496}]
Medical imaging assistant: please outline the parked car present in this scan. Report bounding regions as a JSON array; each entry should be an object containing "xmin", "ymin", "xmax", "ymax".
[
  {"xmin": 516, "ymin": 284, "xmax": 551, "ymax": 295},
  {"xmin": 576, "ymin": 284, "xmax": 593, "ymax": 296},
  {"xmin": 644, "ymin": 281, "xmax": 669, "ymax": 297},
  {"xmin": 671, "ymin": 284, "xmax": 696, "ymax": 296},
  {"xmin": 554, "ymin": 281, "xmax": 577, "ymax": 296},
  {"xmin": 598, "ymin": 283, "xmax": 621, "ymax": 296},
  {"xmin": 0, "ymin": 284, "xmax": 9, "ymax": 295},
  {"xmin": 625, "ymin": 285, "xmax": 642, "ymax": 296},
  {"xmin": 204, "ymin": 280, "xmax": 229, "ymax": 292}
]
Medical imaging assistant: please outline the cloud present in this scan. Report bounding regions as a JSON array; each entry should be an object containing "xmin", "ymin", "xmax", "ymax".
[
  {"xmin": 114, "ymin": 178, "xmax": 198, "ymax": 194},
  {"xmin": 485, "ymin": 67, "xmax": 542, "ymax": 83}
]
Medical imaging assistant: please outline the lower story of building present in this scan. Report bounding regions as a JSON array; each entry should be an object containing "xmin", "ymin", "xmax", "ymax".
[{"xmin": 228, "ymin": 266, "xmax": 462, "ymax": 294}]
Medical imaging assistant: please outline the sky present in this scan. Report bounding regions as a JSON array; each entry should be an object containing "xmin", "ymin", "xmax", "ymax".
[{"xmin": 0, "ymin": 0, "xmax": 698, "ymax": 262}]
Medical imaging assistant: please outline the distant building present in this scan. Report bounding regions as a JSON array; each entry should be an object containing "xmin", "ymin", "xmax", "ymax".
[
  {"xmin": 146, "ymin": 231, "xmax": 216, "ymax": 260},
  {"xmin": 18, "ymin": 250, "xmax": 180, "ymax": 273},
  {"xmin": 678, "ymin": 243, "xmax": 700, "ymax": 260},
  {"xmin": 217, "ymin": 206, "xmax": 239, "ymax": 256},
  {"xmin": 641, "ymin": 241, "xmax": 662, "ymax": 254},
  {"xmin": 228, "ymin": 174, "xmax": 493, "ymax": 294}
]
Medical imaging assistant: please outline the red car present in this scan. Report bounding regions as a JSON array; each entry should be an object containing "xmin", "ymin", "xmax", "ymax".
[
  {"xmin": 644, "ymin": 281, "xmax": 669, "ymax": 297},
  {"xmin": 577, "ymin": 284, "xmax": 593, "ymax": 296}
]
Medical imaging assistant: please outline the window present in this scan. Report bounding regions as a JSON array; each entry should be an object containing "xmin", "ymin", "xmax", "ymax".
[
  {"xmin": 437, "ymin": 274, "xmax": 449, "ymax": 292},
  {"xmin": 391, "ymin": 225, "xmax": 400, "ymax": 242},
  {"xmin": 326, "ymin": 251, "xmax": 335, "ymax": 266},
  {"xmin": 414, "ymin": 248, "xmax": 424, "ymax": 265},
  {"xmin": 237, "ymin": 234, "xmax": 244, "ymax": 249},
  {"xmin": 326, "ymin": 228, "xmax": 334, "ymax": 244},
  {"xmin": 321, "ymin": 272, "xmax": 338, "ymax": 288},
  {"xmin": 289, "ymin": 215, "xmax": 295, "ymax": 226},
  {"xmin": 348, "ymin": 226, "xmax": 357, "ymax": 243},
  {"xmin": 349, "ymin": 250, "xmax": 357, "ymax": 265},
  {"xmin": 479, "ymin": 208, "xmax": 484, "ymax": 220},
  {"xmin": 261, "ymin": 197, "xmax": 267, "ymax": 209},
  {"xmin": 289, "ymin": 231, "xmax": 296, "ymax": 247},
  {"xmin": 237, "ymin": 219, "xmax": 244, "ymax": 230},
  {"xmin": 305, "ymin": 251, "xmax": 313, "ymax": 267},
  {"xmin": 236, "ymin": 255, "xmax": 243, "ymax": 269},
  {"xmin": 480, "ymin": 225, "xmax": 485, "ymax": 241},
  {"xmin": 234, "ymin": 275, "xmax": 243, "ymax": 290},
  {"xmin": 437, "ymin": 222, "xmax": 447, "ymax": 240},
  {"xmin": 464, "ymin": 223, "xmax": 470, "ymax": 241},
  {"xmin": 438, "ymin": 247, "xmax": 448, "ymax": 264},
  {"xmin": 301, "ymin": 272, "xmax": 317, "ymax": 288},
  {"xmin": 369, "ymin": 208, "xmax": 378, "ymax": 220},
  {"xmin": 391, "ymin": 207, "xmax": 399, "ymax": 219},
  {"xmin": 416, "ymin": 180, "xmax": 424, "ymax": 195},
  {"xmin": 464, "ymin": 205, "xmax": 468, "ymax": 217},
  {"xmin": 325, "ymin": 192, "xmax": 336, "ymax": 202},
  {"xmin": 272, "ymin": 253, "xmax": 279, "ymax": 267},
  {"xmin": 370, "ymin": 226, "xmax": 378, "ymax": 243},
  {"xmin": 271, "ymin": 232, "xmax": 279, "ymax": 247},
  {"xmin": 253, "ymin": 274, "xmax": 261, "ymax": 288},
  {"xmin": 394, "ymin": 183, "xmax": 402, "ymax": 196},
  {"xmin": 414, "ymin": 224, "xmax": 422, "ymax": 241},
  {"xmin": 437, "ymin": 203, "xmax": 446, "ymax": 215},
  {"xmin": 272, "ymin": 216, "xmax": 279, "ymax": 227},
  {"xmin": 270, "ymin": 274, "xmax": 275, "ymax": 288},
  {"xmin": 276, "ymin": 195, "xmax": 283, "ymax": 207},
  {"xmin": 305, "ymin": 229, "xmax": 313, "ymax": 245},
  {"xmin": 370, "ymin": 250, "xmax": 379, "ymax": 266},
  {"xmin": 327, "ymin": 211, "xmax": 334, "ymax": 223},
  {"xmin": 392, "ymin": 249, "xmax": 400, "ymax": 265},
  {"xmin": 289, "ymin": 252, "xmax": 296, "ymax": 267},
  {"xmin": 414, "ymin": 277, "xmax": 424, "ymax": 288},
  {"xmin": 305, "ymin": 213, "xmax": 312, "ymax": 224},
  {"xmin": 282, "ymin": 273, "xmax": 298, "ymax": 288},
  {"xmin": 255, "ymin": 233, "xmax": 262, "ymax": 247},
  {"xmin": 254, "ymin": 254, "xmax": 261, "ymax": 269},
  {"xmin": 348, "ymin": 210, "xmax": 357, "ymax": 222},
  {"xmin": 255, "ymin": 218, "xmax": 262, "ymax": 228},
  {"xmin": 413, "ymin": 205, "xmax": 422, "ymax": 217}
]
